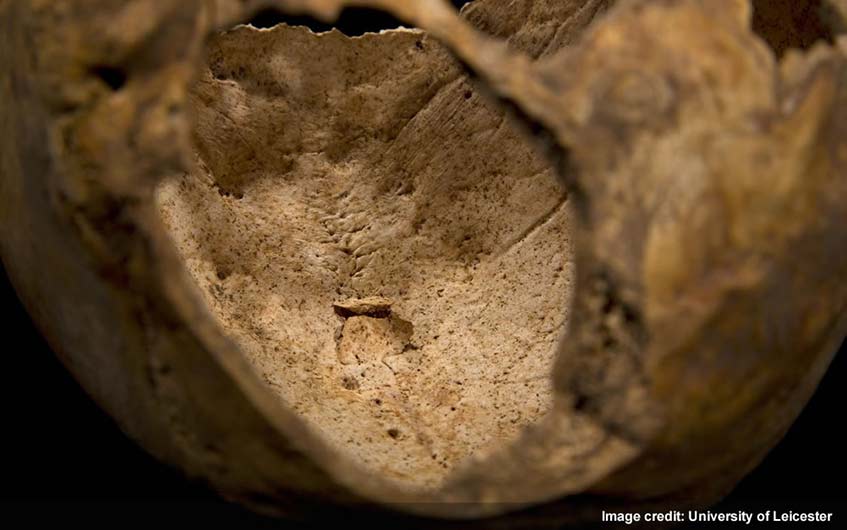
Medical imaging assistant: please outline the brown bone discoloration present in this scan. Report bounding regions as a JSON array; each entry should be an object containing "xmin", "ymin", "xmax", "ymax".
[{"xmin": 1, "ymin": 0, "xmax": 845, "ymax": 526}]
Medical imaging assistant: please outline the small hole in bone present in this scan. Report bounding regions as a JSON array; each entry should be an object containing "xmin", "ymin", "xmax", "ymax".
[
  {"xmin": 751, "ymin": 0, "xmax": 837, "ymax": 57},
  {"xmin": 90, "ymin": 65, "xmax": 127, "ymax": 91}
]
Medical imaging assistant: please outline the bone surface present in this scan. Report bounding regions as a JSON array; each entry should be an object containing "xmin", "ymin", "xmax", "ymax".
[{"xmin": 156, "ymin": 22, "xmax": 574, "ymax": 488}]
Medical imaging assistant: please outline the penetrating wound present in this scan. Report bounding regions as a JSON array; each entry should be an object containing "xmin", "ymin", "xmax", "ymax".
[{"xmin": 334, "ymin": 297, "xmax": 413, "ymax": 364}]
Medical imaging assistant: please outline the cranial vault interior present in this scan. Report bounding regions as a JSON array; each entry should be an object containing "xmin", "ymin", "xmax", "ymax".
[{"xmin": 155, "ymin": 20, "xmax": 574, "ymax": 488}]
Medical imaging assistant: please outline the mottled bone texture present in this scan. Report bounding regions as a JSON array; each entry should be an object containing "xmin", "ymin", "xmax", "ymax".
[
  {"xmin": 0, "ymin": 0, "xmax": 845, "ymax": 527},
  {"xmin": 156, "ymin": 22, "xmax": 576, "ymax": 488}
]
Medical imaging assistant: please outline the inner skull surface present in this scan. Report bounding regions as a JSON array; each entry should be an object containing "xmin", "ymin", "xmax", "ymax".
[{"xmin": 156, "ymin": 23, "xmax": 572, "ymax": 489}]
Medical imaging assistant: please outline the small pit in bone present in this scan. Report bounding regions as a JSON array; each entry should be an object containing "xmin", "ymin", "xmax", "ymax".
[{"xmin": 333, "ymin": 297, "xmax": 414, "ymax": 365}]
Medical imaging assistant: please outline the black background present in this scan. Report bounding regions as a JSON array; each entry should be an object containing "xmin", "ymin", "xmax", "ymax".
[{"xmin": 1, "ymin": 1, "xmax": 844, "ymax": 528}]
